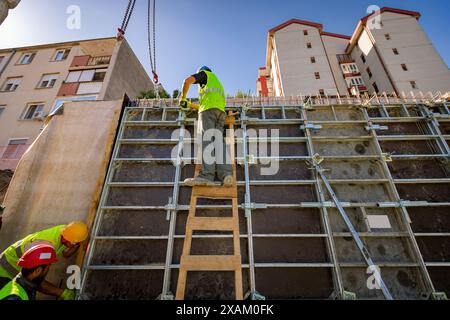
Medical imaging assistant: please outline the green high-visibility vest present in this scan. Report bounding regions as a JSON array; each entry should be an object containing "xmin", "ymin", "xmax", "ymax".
[
  {"xmin": 0, "ymin": 279, "xmax": 29, "ymax": 300},
  {"xmin": 198, "ymin": 70, "xmax": 226, "ymax": 113},
  {"xmin": 0, "ymin": 225, "xmax": 67, "ymax": 279}
]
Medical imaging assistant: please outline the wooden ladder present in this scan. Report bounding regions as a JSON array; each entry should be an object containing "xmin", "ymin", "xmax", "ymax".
[{"xmin": 175, "ymin": 113, "xmax": 243, "ymax": 300}]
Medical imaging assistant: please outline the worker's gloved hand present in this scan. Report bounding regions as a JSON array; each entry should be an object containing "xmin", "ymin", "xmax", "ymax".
[
  {"xmin": 179, "ymin": 98, "xmax": 190, "ymax": 111},
  {"xmin": 60, "ymin": 288, "xmax": 75, "ymax": 300}
]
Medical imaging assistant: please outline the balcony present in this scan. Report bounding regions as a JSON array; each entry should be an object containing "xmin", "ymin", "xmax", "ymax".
[
  {"xmin": 337, "ymin": 54, "xmax": 355, "ymax": 64},
  {"xmin": 70, "ymin": 55, "xmax": 111, "ymax": 68},
  {"xmin": 343, "ymin": 72, "xmax": 361, "ymax": 78}
]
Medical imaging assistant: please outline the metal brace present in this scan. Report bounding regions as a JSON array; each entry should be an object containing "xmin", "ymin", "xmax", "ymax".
[
  {"xmin": 312, "ymin": 153, "xmax": 324, "ymax": 165},
  {"xmin": 244, "ymin": 291, "xmax": 266, "ymax": 300},
  {"xmin": 365, "ymin": 124, "xmax": 388, "ymax": 131},
  {"xmin": 157, "ymin": 292, "xmax": 175, "ymax": 300},
  {"xmin": 431, "ymin": 292, "xmax": 448, "ymax": 300},
  {"xmin": 341, "ymin": 291, "xmax": 357, "ymax": 300},
  {"xmin": 242, "ymin": 202, "xmax": 267, "ymax": 210},
  {"xmin": 381, "ymin": 153, "xmax": 392, "ymax": 162},
  {"xmin": 247, "ymin": 154, "xmax": 256, "ymax": 165},
  {"xmin": 300, "ymin": 123, "xmax": 322, "ymax": 131},
  {"xmin": 165, "ymin": 198, "xmax": 176, "ymax": 220}
]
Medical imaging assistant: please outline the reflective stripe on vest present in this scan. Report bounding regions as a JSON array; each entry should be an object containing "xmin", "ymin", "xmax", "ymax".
[
  {"xmin": 199, "ymin": 87, "xmax": 225, "ymax": 99},
  {"xmin": 0, "ymin": 279, "xmax": 29, "ymax": 300}
]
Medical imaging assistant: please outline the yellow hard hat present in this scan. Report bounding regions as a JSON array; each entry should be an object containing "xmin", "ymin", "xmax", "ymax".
[{"xmin": 61, "ymin": 221, "xmax": 88, "ymax": 243}]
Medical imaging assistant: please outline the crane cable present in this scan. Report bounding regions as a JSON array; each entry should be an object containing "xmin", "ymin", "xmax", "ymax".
[
  {"xmin": 147, "ymin": 0, "xmax": 158, "ymax": 84},
  {"xmin": 118, "ymin": 0, "xmax": 137, "ymax": 37}
]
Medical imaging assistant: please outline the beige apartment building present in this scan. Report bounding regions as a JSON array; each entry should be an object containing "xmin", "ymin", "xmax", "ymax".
[
  {"xmin": 0, "ymin": 37, "xmax": 153, "ymax": 170},
  {"xmin": 257, "ymin": 7, "xmax": 450, "ymax": 97}
]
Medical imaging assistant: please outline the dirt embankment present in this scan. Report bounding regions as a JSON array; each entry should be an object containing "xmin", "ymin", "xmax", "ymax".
[{"xmin": 0, "ymin": 170, "xmax": 13, "ymax": 204}]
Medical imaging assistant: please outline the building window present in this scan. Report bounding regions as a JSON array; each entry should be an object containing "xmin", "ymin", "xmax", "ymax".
[
  {"xmin": 1, "ymin": 77, "xmax": 22, "ymax": 91},
  {"xmin": 18, "ymin": 52, "xmax": 36, "ymax": 65},
  {"xmin": 22, "ymin": 103, "xmax": 45, "ymax": 120},
  {"xmin": 392, "ymin": 48, "xmax": 399, "ymax": 55},
  {"xmin": 366, "ymin": 67, "xmax": 372, "ymax": 78},
  {"xmin": 1, "ymin": 139, "xmax": 28, "ymax": 159},
  {"xmin": 360, "ymin": 54, "xmax": 366, "ymax": 64},
  {"xmin": 315, "ymin": 72, "xmax": 320, "ymax": 79},
  {"xmin": 307, "ymin": 43, "xmax": 312, "ymax": 49},
  {"xmin": 310, "ymin": 57, "xmax": 316, "ymax": 63},
  {"xmin": 319, "ymin": 89, "xmax": 325, "ymax": 96},
  {"xmin": 0, "ymin": 56, "xmax": 4, "ymax": 65},
  {"xmin": 349, "ymin": 64, "xmax": 358, "ymax": 73},
  {"xmin": 92, "ymin": 70, "xmax": 107, "ymax": 82},
  {"xmin": 303, "ymin": 30, "xmax": 308, "ymax": 36},
  {"xmin": 0, "ymin": 106, "xmax": 5, "ymax": 118},
  {"xmin": 37, "ymin": 74, "xmax": 59, "ymax": 89},
  {"xmin": 401, "ymin": 64, "xmax": 408, "ymax": 71},
  {"xmin": 65, "ymin": 69, "xmax": 108, "ymax": 83},
  {"xmin": 372, "ymin": 82, "xmax": 379, "ymax": 94},
  {"xmin": 410, "ymin": 81, "xmax": 417, "ymax": 89},
  {"xmin": 53, "ymin": 49, "xmax": 71, "ymax": 61},
  {"xmin": 385, "ymin": 34, "xmax": 391, "ymax": 40}
]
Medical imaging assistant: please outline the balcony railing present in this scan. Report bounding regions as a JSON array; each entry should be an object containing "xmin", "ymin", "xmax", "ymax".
[
  {"xmin": 71, "ymin": 55, "xmax": 111, "ymax": 68},
  {"xmin": 337, "ymin": 54, "xmax": 355, "ymax": 64},
  {"xmin": 87, "ymin": 56, "xmax": 111, "ymax": 66}
]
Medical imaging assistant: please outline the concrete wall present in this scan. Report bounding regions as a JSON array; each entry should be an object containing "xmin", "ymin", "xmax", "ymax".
[
  {"xmin": 0, "ymin": 99, "xmax": 123, "ymax": 295},
  {"xmin": 273, "ymin": 24, "xmax": 337, "ymax": 96},
  {"xmin": 368, "ymin": 12, "xmax": 450, "ymax": 94},
  {"xmin": 101, "ymin": 39, "xmax": 153, "ymax": 100},
  {"xmin": 321, "ymin": 35, "xmax": 350, "ymax": 95}
]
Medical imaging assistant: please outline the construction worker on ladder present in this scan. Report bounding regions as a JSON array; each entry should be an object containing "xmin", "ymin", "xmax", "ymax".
[
  {"xmin": 0, "ymin": 221, "xmax": 88, "ymax": 300},
  {"xmin": 0, "ymin": 244, "xmax": 58, "ymax": 300},
  {"xmin": 179, "ymin": 66, "xmax": 234, "ymax": 187}
]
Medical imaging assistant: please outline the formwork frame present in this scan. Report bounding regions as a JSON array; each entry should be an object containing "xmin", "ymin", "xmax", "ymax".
[{"xmin": 79, "ymin": 95, "xmax": 450, "ymax": 300}]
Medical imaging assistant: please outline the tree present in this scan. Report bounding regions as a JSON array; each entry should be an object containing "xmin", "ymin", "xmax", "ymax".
[
  {"xmin": 235, "ymin": 89, "xmax": 252, "ymax": 98},
  {"xmin": 172, "ymin": 89, "xmax": 180, "ymax": 99},
  {"xmin": 138, "ymin": 87, "xmax": 170, "ymax": 99}
]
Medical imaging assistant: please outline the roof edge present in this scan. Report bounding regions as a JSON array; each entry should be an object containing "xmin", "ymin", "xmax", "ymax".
[
  {"xmin": 269, "ymin": 19, "xmax": 323, "ymax": 35},
  {"xmin": 0, "ymin": 36, "xmax": 117, "ymax": 53},
  {"xmin": 321, "ymin": 32, "xmax": 351, "ymax": 40}
]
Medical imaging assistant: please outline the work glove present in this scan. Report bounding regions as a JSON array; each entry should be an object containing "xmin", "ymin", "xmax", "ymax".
[
  {"xmin": 179, "ymin": 98, "xmax": 190, "ymax": 112},
  {"xmin": 60, "ymin": 288, "xmax": 76, "ymax": 300}
]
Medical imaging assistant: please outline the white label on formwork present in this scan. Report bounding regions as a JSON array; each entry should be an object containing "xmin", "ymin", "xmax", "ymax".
[
  {"xmin": 39, "ymin": 253, "xmax": 52, "ymax": 260},
  {"xmin": 367, "ymin": 215, "xmax": 391, "ymax": 229}
]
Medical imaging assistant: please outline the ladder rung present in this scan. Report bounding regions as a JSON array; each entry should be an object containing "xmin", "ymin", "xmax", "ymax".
[
  {"xmin": 180, "ymin": 255, "xmax": 241, "ymax": 271},
  {"xmin": 188, "ymin": 217, "xmax": 237, "ymax": 231},
  {"xmin": 193, "ymin": 185, "xmax": 237, "ymax": 199}
]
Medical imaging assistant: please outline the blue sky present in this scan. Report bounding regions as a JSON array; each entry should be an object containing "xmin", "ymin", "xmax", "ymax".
[{"xmin": 0, "ymin": 0, "xmax": 449, "ymax": 97}]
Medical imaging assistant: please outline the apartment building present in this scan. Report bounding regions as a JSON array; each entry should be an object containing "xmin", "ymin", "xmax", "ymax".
[
  {"xmin": 0, "ymin": 37, "xmax": 153, "ymax": 170},
  {"xmin": 257, "ymin": 7, "xmax": 450, "ymax": 97}
]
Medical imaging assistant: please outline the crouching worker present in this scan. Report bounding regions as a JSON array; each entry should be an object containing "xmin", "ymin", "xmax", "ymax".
[
  {"xmin": 0, "ymin": 244, "xmax": 57, "ymax": 300},
  {"xmin": 0, "ymin": 221, "xmax": 89, "ymax": 300}
]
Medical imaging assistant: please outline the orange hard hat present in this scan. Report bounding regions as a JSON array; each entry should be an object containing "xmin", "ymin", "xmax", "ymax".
[
  {"xmin": 61, "ymin": 221, "xmax": 88, "ymax": 243},
  {"xmin": 18, "ymin": 244, "xmax": 58, "ymax": 269}
]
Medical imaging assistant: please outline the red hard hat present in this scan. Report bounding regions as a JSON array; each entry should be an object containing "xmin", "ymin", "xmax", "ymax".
[{"xmin": 18, "ymin": 244, "xmax": 58, "ymax": 269}]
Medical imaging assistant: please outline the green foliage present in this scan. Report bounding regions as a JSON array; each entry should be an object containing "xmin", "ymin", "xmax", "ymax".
[
  {"xmin": 172, "ymin": 89, "xmax": 180, "ymax": 99},
  {"xmin": 138, "ymin": 87, "xmax": 170, "ymax": 99}
]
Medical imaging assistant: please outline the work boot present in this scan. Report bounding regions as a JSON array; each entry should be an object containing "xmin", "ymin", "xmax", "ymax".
[
  {"xmin": 222, "ymin": 175, "xmax": 234, "ymax": 187},
  {"xmin": 184, "ymin": 177, "xmax": 216, "ymax": 186}
]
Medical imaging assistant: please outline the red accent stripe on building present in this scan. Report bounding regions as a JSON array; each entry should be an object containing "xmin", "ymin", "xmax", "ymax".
[
  {"xmin": 321, "ymin": 32, "xmax": 351, "ymax": 40},
  {"xmin": 258, "ymin": 76, "xmax": 269, "ymax": 97},
  {"xmin": 269, "ymin": 19, "xmax": 323, "ymax": 35}
]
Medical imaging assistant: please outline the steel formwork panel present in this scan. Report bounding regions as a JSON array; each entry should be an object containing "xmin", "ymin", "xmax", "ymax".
[{"xmin": 79, "ymin": 97, "xmax": 450, "ymax": 300}]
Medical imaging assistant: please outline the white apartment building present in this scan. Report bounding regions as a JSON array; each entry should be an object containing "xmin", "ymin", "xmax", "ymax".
[{"xmin": 257, "ymin": 7, "xmax": 450, "ymax": 97}]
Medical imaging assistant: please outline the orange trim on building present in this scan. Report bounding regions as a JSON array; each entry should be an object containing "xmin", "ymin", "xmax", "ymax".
[
  {"xmin": 321, "ymin": 32, "xmax": 351, "ymax": 40},
  {"xmin": 269, "ymin": 19, "xmax": 323, "ymax": 35}
]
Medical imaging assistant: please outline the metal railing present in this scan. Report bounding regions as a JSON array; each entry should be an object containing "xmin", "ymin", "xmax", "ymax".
[{"xmin": 87, "ymin": 55, "xmax": 111, "ymax": 66}]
